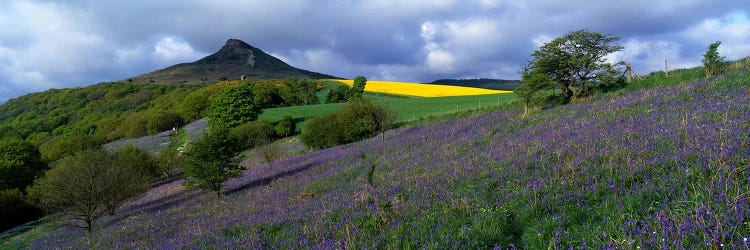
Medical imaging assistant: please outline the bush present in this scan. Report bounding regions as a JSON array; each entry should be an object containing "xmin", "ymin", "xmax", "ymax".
[
  {"xmin": 0, "ymin": 189, "xmax": 42, "ymax": 232},
  {"xmin": 300, "ymin": 99, "xmax": 395, "ymax": 149},
  {"xmin": 230, "ymin": 120, "xmax": 276, "ymax": 149},
  {"xmin": 27, "ymin": 149, "xmax": 149, "ymax": 231},
  {"xmin": 299, "ymin": 113, "xmax": 343, "ymax": 149}
]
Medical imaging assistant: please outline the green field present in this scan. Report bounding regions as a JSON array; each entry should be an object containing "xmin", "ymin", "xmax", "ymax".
[{"xmin": 259, "ymin": 91, "xmax": 518, "ymax": 130}]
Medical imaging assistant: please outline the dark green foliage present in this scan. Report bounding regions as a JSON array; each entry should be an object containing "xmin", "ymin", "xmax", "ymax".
[
  {"xmin": 0, "ymin": 138, "xmax": 46, "ymax": 191},
  {"xmin": 183, "ymin": 127, "xmax": 244, "ymax": 197},
  {"xmin": 298, "ymin": 113, "xmax": 342, "ymax": 149},
  {"xmin": 27, "ymin": 149, "xmax": 149, "ymax": 231},
  {"xmin": 0, "ymin": 189, "xmax": 42, "ymax": 232},
  {"xmin": 251, "ymin": 83, "xmax": 285, "ymax": 108},
  {"xmin": 280, "ymin": 78, "xmax": 320, "ymax": 106},
  {"xmin": 325, "ymin": 85, "xmax": 351, "ymax": 103},
  {"xmin": 527, "ymin": 29, "xmax": 624, "ymax": 104},
  {"xmin": 300, "ymin": 99, "xmax": 396, "ymax": 149},
  {"xmin": 208, "ymin": 84, "xmax": 262, "ymax": 129},
  {"xmin": 350, "ymin": 76, "xmax": 367, "ymax": 99},
  {"xmin": 702, "ymin": 41, "xmax": 725, "ymax": 79},
  {"xmin": 230, "ymin": 120, "xmax": 276, "ymax": 149},
  {"xmin": 275, "ymin": 115, "xmax": 296, "ymax": 137}
]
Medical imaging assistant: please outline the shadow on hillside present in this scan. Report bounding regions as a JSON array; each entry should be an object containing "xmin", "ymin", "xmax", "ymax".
[
  {"xmin": 97, "ymin": 187, "xmax": 203, "ymax": 230},
  {"xmin": 225, "ymin": 162, "xmax": 316, "ymax": 195}
]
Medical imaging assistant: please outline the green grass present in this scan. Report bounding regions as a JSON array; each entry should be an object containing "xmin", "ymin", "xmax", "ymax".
[{"xmin": 258, "ymin": 93, "xmax": 518, "ymax": 130}]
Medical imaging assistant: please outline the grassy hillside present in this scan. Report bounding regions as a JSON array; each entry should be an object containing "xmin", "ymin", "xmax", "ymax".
[{"xmin": 4, "ymin": 61, "xmax": 748, "ymax": 248}]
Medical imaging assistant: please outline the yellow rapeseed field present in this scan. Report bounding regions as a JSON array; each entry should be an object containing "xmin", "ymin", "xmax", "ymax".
[{"xmin": 331, "ymin": 80, "xmax": 512, "ymax": 97}]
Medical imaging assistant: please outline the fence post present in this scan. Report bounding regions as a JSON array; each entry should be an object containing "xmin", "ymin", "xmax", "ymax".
[
  {"xmin": 665, "ymin": 59, "xmax": 669, "ymax": 77},
  {"xmin": 626, "ymin": 63, "xmax": 632, "ymax": 83}
]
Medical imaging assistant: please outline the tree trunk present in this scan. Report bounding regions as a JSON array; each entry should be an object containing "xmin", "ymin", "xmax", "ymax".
[
  {"xmin": 561, "ymin": 84, "xmax": 574, "ymax": 104},
  {"xmin": 86, "ymin": 217, "xmax": 93, "ymax": 232}
]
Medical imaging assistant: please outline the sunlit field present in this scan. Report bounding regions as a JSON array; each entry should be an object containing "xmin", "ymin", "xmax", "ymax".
[{"xmin": 331, "ymin": 79, "xmax": 511, "ymax": 97}]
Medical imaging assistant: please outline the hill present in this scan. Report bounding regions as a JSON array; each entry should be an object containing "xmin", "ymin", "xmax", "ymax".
[
  {"xmin": 430, "ymin": 78, "xmax": 521, "ymax": 90},
  {"xmin": 5, "ymin": 63, "xmax": 748, "ymax": 248},
  {"xmin": 126, "ymin": 39, "xmax": 339, "ymax": 85}
]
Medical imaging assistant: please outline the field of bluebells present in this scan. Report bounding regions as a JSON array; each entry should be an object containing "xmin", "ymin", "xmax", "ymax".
[{"xmin": 3, "ymin": 69, "xmax": 749, "ymax": 249}]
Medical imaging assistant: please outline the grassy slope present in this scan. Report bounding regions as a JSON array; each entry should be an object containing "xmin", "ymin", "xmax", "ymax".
[{"xmin": 4, "ymin": 64, "xmax": 749, "ymax": 249}]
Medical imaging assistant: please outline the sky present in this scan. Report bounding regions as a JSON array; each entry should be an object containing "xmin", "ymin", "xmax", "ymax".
[{"xmin": 0, "ymin": 0, "xmax": 748, "ymax": 102}]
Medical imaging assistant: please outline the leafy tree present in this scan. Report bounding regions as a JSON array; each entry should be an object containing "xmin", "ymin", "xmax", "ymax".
[
  {"xmin": 350, "ymin": 76, "xmax": 367, "ymax": 99},
  {"xmin": 275, "ymin": 115, "xmax": 296, "ymax": 137},
  {"xmin": 27, "ymin": 150, "xmax": 149, "ymax": 231},
  {"xmin": 0, "ymin": 138, "xmax": 47, "ymax": 191},
  {"xmin": 527, "ymin": 29, "xmax": 623, "ymax": 104},
  {"xmin": 702, "ymin": 41, "xmax": 725, "ymax": 79},
  {"xmin": 208, "ymin": 84, "xmax": 262, "ymax": 129},
  {"xmin": 182, "ymin": 127, "xmax": 243, "ymax": 197},
  {"xmin": 326, "ymin": 85, "xmax": 351, "ymax": 103},
  {"xmin": 515, "ymin": 67, "xmax": 554, "ymax": 119}
]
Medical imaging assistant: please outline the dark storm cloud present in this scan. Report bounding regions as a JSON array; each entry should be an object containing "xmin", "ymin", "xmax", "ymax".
[{"xmin": 0, "ymin": 0, "xmax": 748, "ymax": 102}]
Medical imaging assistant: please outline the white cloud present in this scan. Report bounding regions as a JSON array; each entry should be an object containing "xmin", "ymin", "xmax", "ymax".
[
  {"xmin": 532, "ymin": 34, "xmax": 554, "ymax": 48},
  {"xmin": 425, "ymin": 49, "xmax": 456, "ymax": 72},
  {"xmin": 607, "ymin": 39, "xmax": 697, "ymax": 75},
  {"xmin": 153, "ymin": 36, "xmax": 202, "ymax": 66},
  {"xmin": 683, "ymin": 10, "xmax": 750, "ymax": 60}
]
